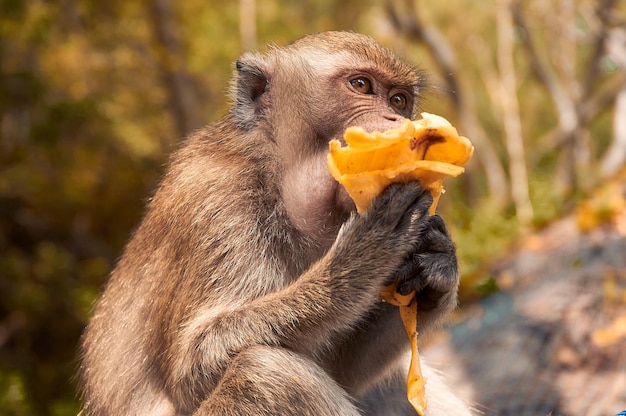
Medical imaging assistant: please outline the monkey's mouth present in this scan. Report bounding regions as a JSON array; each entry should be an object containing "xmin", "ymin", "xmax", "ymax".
[{"xmin": 327, "ymin": 114, "xmax": 474, "ymax": 214}]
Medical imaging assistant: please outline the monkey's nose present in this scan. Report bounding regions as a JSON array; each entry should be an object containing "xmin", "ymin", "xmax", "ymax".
[
  {"xmin": 382, "ymin": 113, "xmax": 408, "ymax": 130},
  {"xmin": 383, "ymin": 113, "xmax": 404, "ymax": 122}
]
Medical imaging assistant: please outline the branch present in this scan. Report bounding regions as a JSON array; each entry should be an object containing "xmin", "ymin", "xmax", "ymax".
[
  {"xmin": 385, "ymin": 0, "xmax": 509, "ymax": 207},
  {"xmin": 530, "ymin": 72, "xmax": 626, "ymax": 164},
  {"xmin": 148, "ymin": 0, "xmax": 198, "ymax": 138},
  {"xmin": 497, "ymin": 0, "xmax": 533, "ymax": 224},
  {"xmin": 581, "ymin": 0, "xmax": 619, "ymax": 101},
  {"xmin": 600, "ymin": 85, "xmax": 626, "ymax": 177},
  {"xmin": 512, "ymin": 0, "xmax": 578, "ymax": 134},
  {"xmin": 385, "ymin": 0, "xmax": 459, "ymax": 102}
]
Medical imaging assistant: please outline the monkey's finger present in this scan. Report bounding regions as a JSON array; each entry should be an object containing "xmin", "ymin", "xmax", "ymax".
[
  {"xmin": 406, "ymin": 188, "xmax": 434, "ymax": 227},
  {"xmin": 414, "ymin": 286, "xmax": 450, "ymax": 311},
  {"xmin": 428, "ymin": 214, "xmax": 452, "ymax": 238},
  {"xmin": 394, "ymin": 243, "xmax": 458, "ymax": 294},
  {"xmin": 366, "ymin": 182, "xmax": 428, "ymax": 229},
  {"xmin": 413, "ymin": 215, "xmax": 455, "ymax": 254},
  {"xmin": 392, "ymin": 184, "xmax": 433, "ymax": 235},
  {"xmin": 388, "ymin": 254, "xmax": 423, "ymax": 295}
]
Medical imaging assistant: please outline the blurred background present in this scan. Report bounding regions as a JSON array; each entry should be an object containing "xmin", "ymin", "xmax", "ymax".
[{"xmin": 1, "ymin": 0, "xmax": 625, "ymax": 415}]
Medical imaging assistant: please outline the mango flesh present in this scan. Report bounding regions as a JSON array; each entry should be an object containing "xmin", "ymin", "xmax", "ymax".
[{"xmin": 327, "ymin": 112, "xmax": 474, "ymax": 214}]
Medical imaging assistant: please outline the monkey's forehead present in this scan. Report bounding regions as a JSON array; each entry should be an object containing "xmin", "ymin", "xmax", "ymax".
[
  {"xmin": 289, "ymin": 31, "xmax": 383, "ymax": 53},
  {"xmin": 276, "ymin": 43, "xmax": 423, "ymax": 89},
  {"xmin": 288, "ymin": 32, "xmax": 413, "ymax": 64}
]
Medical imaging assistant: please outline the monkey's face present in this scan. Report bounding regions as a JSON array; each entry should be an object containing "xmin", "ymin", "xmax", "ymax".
[
  {"xmin": 280, "ymin": 63, "xmax": 422, "ymax": 245},
  {"xmin": 235, "ymin": 32, "xmax": 424, "ymax": 247}
]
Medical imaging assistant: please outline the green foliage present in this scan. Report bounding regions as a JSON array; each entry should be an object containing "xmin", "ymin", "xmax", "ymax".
[
  {"xmin": 0, "ymin": 2, "xmax": 394, "ymax": 414},
  {"xmin": 0, "ymin": 372, "xmax": 34, "ymax": 416},
  {"xmin": 0, "ymin": 4, "xmax": 163, "ymax": 414},
  {"xmin": 529, "ymin": 173, "xmax": 569, "ymax": 228},
  {"xmin": 449, "ymin": 198, "xmax": 519, "ymax": 279},
  {"xmin": 474, "ymin": 276, "xmax": 500, "ymax": 297}
]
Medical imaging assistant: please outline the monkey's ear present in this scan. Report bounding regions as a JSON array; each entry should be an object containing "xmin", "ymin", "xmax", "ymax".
[{"xmin": 231, "ymin": 53, "xmax": 271, "ymax": 129}]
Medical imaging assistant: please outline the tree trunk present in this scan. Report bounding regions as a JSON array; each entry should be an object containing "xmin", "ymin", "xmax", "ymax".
[
  {"xmin": 239, "ymin": 0, "xmax": 257, "ymax": 51},
  {"xmin": 497, "ymin": 0, "xmax": 533, "ymax": 224},
  {"xmin": 148, "ymin": 0, "xmax": 197, "ymax": 139},
  {"xmin": 600, "ymin": 85, "xmax": 626, "ymax": 177},
  {"xmin": 600, "ymin": 27, "xmax": 626, "ymax": 178}
]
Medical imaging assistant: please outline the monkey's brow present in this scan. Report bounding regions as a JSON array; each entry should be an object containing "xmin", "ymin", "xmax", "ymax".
[
  {"xmin": 296, "ymin": 49, "xmax": 421, "ymax": 89},
  {"xmin": 353, "ymin": 64, "xmax": 422, "ymax": 91},
  {"xmin": 344, "ymin": 48, "xmax": 423, "ymax": 88}
]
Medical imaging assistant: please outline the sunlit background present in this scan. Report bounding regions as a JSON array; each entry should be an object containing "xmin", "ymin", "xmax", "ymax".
[{"xmin": 1, "ymin": 0, "xmax": 625, "ymax": 415}]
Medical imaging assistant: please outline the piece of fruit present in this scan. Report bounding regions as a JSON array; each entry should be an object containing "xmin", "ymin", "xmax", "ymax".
[{"xmin": 327, "ymin": 112, "xmax": 474, "ymax": 214}]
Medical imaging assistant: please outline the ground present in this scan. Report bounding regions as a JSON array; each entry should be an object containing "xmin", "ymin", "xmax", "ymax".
[{"xmin": 424, "ymin": 209, "xmax": 626, "ymax": 416}]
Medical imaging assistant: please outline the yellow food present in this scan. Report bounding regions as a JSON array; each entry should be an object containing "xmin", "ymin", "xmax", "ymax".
[
  {"xmin": 327, "ymin": 112, "xmax": 474, "ymax": 214},
  {"xmin": 382, "ymin": 283, "xmax": 427, "ymax": 416},
  {"xmin": 327, "ymin": 113, "xmax": 474, "ymax": 416}
]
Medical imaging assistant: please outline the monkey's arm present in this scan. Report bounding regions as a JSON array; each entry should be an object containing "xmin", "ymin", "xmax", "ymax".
[
  {"xmin": 165, "ymin": 183, "xmax": 432, "ymax": 400},
  {"xmin": 330, "ymin": 301, "xmax": 409, "ymax": 395}
]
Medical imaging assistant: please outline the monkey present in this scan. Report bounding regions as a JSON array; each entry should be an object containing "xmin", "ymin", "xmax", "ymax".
[{"xmin": 79, "ymin": 31, "xmax": 472, "ymax": 416}]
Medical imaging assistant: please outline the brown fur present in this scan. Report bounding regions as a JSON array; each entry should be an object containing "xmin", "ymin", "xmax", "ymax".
[{"xmin": 79, "ymin": 31, "xmax": 471, "ymax": 416}]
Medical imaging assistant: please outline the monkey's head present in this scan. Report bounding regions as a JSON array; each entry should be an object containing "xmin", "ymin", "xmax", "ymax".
[{"xmin": 230, "ymin": 31, "xmax": 425, "ymax": 246}]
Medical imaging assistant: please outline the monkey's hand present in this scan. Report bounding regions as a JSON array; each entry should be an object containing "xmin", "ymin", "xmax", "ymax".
[
  {"xmin": 390, "ymin": 214, "xmax": 459, "ymax": 323},
  {"xmin": 330, "ymin": 182, "xmax": 434, "ymax": 304}
]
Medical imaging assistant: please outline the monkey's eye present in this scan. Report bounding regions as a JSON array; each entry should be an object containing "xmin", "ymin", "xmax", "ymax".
[
  {"xmin": 350, "ymin": 77, "xmax": 374, "ymax": 94},
  {"xmin": 390, "ymin": 93, "xmax": 408, "ymax": 111}
]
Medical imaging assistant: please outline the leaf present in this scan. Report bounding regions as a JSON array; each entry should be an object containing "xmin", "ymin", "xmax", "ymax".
[
  {"xmin": 592, "ymin": 314, "xmax": 626, "ymax": 347},
  {"xmin": 475, "ymin": 277, "xmax": 501, "ymax": 296}
]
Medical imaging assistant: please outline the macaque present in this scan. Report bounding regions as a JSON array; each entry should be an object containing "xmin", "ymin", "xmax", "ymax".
[{"xmin": 79, "ymin": 31, "xmax": 472, "ymax": 415}]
